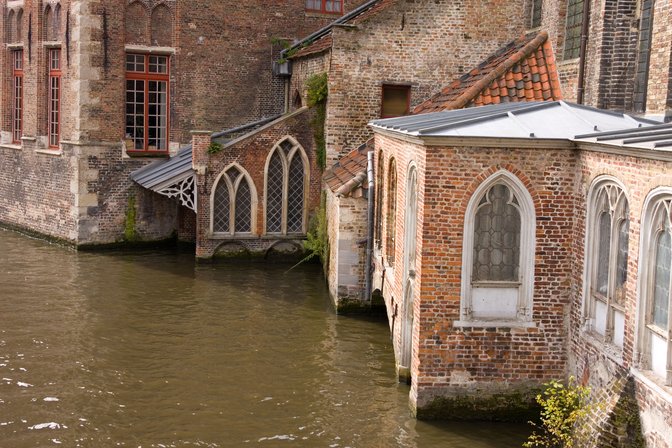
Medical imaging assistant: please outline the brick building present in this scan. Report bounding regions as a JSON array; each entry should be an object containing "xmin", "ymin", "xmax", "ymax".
[
  {"xmin": 0, "ymin": 0, "xmax": 368, "ymax": 246},
  {"xmin": 370, "ymin": 102, "xmax": 672, "ymax": 444}
]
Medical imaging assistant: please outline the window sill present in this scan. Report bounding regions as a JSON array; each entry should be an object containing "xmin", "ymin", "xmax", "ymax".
[
  {"xmin": 305, "ymin": 11, "xmax": 343, "ymax": 18},
  {"xmin": 7, "ymin": 42, "xmax": 24, "ymax": 50},
  {"xmin": 125, "ymin": 151, "xmax": 170, "ymax": 158},
  {"xmin": 631, "ymin": 368, "xmax": 672, "ymax": 405},
  {"xmin": 453, "ymin": 320, "xmax": 537, "ymax": 329},
  {"xmin": 0, "ymin": 143, "xmax": 22, "ymax": 150},
  {"xmin": 36, "ymin": 148, "xmax": 62, "ymax": 156},
  {"xmin": 558, "ymin": 57, "xmax": 580, "ymax": 67},
  {"xmin": 125, "ymin": 44, "xmax": 176, "ymax": 55},
  {"xmin": 43, "ymin": 41, "xmax": 61, "ymax": 48},
  {"xmin": 208, "ymin": 234, "xmax": 307, "ymax": 240},
  {"xmin": 579, "ymin": 330, "xmax": 624, "ymax": 365}
]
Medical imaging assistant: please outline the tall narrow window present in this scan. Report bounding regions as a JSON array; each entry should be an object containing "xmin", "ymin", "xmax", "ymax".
[
  {"xmin": 305, "ymin": 0, "xmax": 342, "ymax": 14},
  {"xmin": 639, "ymin": 193, "xmax": 672, "ymax": 384},
  {"xmin": 531, "ymin": 0, "xmax": 543, "ymax": 28},
  {"xmin": 386, "ymin": 158, "xmax": 397, "ymax": 265},
  {"xmin": 459, "ymin": 171, "xmax": 536, "ymax": 324},
  {"xmin": 633, "ymin": 0, "xmax": 654, "ymax": 113},
  {"xmin": 381, "ymin": 85, "xmax": 410, "ymax": 119},
  {"xmin": 48, "ymin": 49, "xmax": 61, "ymax": 148},
  {"xmin": 125, "ymin": 53, "xmax": 169, "ymax": 152},
  {"xmin": 12, "ymin": 50, "xmax": 23, "ymax": 144},
  {"xmin": 585, "ymin": 180, "xmax": 629, "ymax": 347},
  {"xmin": 212, "ymin": 165, "xmax": 255, "ymax": 235},
  {"xmin": 374, "ymin": 151, "xmax": 385, "ymax": 249},
  {"xmin": 563, "ymin": 0, "xmax": 584, "ymax": 60},
  {"xmin": 264, "ymin": 138, "xmax": 309, "ymax": 235}
]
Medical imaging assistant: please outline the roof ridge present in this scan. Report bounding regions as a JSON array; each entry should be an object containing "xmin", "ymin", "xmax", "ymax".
[{"xmin": 448, "ymin": 31, "xmax": 549, "ymax": 110}]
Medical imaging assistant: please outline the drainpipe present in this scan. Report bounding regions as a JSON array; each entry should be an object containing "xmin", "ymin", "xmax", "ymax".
[
  {"xmin": 364, "ymin": 151, "xmax": 375, "ymax": 304},
  {"xmin": 576, "ymin": 0, "xmax": 591, "ymax": 104}
]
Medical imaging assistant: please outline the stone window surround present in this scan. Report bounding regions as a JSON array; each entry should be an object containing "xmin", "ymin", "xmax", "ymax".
[
  {"xmin": 385, "ymin": 157, "xmax": 398, "ymax": 267},
  {"xmin": 455, "ymin": 169, "xmax": 536, "ymax": 328},
  {"xmin": 582, "ymin": 176, "xmax": 630, "ymax": 349},
  {"xmin": 209, "ymin": 163, "xmax": 258, "ymax": 238},
  {"xmin": 262, "ymin": 135, "xmax": 310, "ymax": 236},
  {"xmin": 636, "ymin": 187, "xmax": 672, "ymax": 386}
]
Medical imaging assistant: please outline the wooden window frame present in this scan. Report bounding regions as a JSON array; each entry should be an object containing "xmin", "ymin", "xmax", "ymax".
[
  {"xmin": 380, "ymin": 84, "xmax": 411, "ymax": 119},
  {"xmin": 125, "ymin": 53, "xmax": 170, "ymax": 153},
  {"xmin": 583, "ymin": 178, "xmax": 629, "ymax": 348},
  {"xmin": 12, "ymin": 49, "xmax": 23, "ymax": 144},
  {"xmin": 305, "ymin": 0, "xmax": 343, "ymax": 15},
  {"xmin": 48, "ymin": 48, "xmax": 61, "ymax": 148}
]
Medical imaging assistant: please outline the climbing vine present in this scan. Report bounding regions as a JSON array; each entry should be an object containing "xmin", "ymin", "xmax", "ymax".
[
  {"xmin": 207, "ymin": 141, "xmax": 224, "ymax": 155},
  {"xmin": 524, "ymin": 377, "xmax": 594, "ymax": 448},
  {"xmin": 306, "ymin": 72, "xmax": 328, "ymax": 170},
  {"xmin": 288, "ymin": 191, "xmax": 329, "ymax": 272}
]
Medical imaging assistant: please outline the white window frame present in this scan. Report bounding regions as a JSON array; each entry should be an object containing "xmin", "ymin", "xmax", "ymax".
[
  {"xmin": 456, "ymin": 170, "xmax": 536, "ymax": 327},
  {"xmin": 209, "ymin": 162, "xmax": 258, "ymax": 237},
  {"xmin": 263, "ymin": 136, "xmax": 310, "ymax": 236},
  {"xmin": 636, "ymin": 188, "xmax": 672, "ymax": 386},
  {"xmin": 582, "ymin": 177, "xmax": 629, "ymax": 348}
]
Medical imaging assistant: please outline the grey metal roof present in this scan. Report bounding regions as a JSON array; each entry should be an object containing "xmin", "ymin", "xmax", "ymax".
[
  {"xmin": 131, "ymin": 115, "xmax": 281, "ymax": 191},
  {"xmin": 574, "ymin": 122, "xmax": 672, "ymax": 150},
  {"xmin": 369, "ymin": 101, "xmax": 658, "ymax": 139}
]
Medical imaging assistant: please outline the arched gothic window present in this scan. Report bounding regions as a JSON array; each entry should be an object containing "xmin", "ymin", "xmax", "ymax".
[
  {"xmin": 638, "ymin": 191, "xmax": 672, "ymax": 385},
  {"xmin": 459, "ymin": 171, "xmax": 536, "ymax": 325},
  {"xmin": 211, "ymin": 165, "xmax": 256, "ymax": 235},
  {"xmin": 15, "ymin": 9, "xmax": 23, "ymax": 43},
  {"xmin": 385, "ymin": 158, "xmax": 397, "ymax": 265},
  {"xmin": 264, "ymin": 137, "xmax": 309, "ymax": 235},
  {"xmin": 151, "ymin": 4, "xmax": 173, "ymax": 47},
  {"xmin": 374, "ymin": 151, "xmax": 385, "ymax": 249},
  {"xmin": 584, "ymin": 179, "xmax": 629, "ymax": 347},
  {"xmin": 44, "ymin": 4, "xmax": 61, "ymax": 41}
]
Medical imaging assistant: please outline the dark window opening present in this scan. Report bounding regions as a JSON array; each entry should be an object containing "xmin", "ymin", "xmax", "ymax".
[
  {"xmin": 381, "ymin": 85, "xmax": 410, "ymax": 119},
  {"xmin": 563, "ymin": 0, "xmax": 584, "ymax": 60}
]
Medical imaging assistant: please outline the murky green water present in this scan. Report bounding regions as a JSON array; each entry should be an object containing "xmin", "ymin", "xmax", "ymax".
[{"xmin": 0, "ymin": 229, "xmax": 527, "ymax": 447}]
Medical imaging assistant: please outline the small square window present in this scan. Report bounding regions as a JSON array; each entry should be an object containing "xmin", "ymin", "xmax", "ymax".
[{"xmin": 381, "ymin": 85, "xmax": 410, "ymax": 119}]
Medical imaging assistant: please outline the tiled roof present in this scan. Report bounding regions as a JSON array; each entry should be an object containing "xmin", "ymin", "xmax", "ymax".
[
  {"xmin": 289, "ymin": 0, "xmax": 396, "ymax": 60},
  {"xmin": 323, "ymin": 139, "xmax": 374, "ymax": 195},
  {"xmin": 413, "ymin": 31, "xmax": 561, "ymax": 114}
]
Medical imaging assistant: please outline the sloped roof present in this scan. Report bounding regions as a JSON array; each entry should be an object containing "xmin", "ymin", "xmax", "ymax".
[
  {"xmin": 414, "ymin": 31, "xmax": 561, "ymax": 114},
  {"xmin": 323, "ymin": 139, "xmax": 374, "ymax": 195},
  {"xmin": 575, "ymin": 122, "xmax": 672, "ymax": 151},
  {"xmin": 370, "ymin": 101, "xmax": 657, "ymax": 139},
  {"xmin": 131, "ymin": 115, "xmax": 282, "ymax": 191},
  {"xmin": 289, "ymin": 0, "xmax": 396, "ymax": 59}
]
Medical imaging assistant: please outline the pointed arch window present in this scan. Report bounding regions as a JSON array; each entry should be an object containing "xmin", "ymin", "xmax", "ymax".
[
  {"xmin": 385, "ymin": 158, "xmax": 398, "ymax": 265},
  {"xmin": 638, "ymin": 192, "xmax": 672, "ymax": 385},
  {"xmin": 212, "ymin": 165, "xmax": 256, "ymax": 236},
  {"xmin": 374, "ymin": 151, "xmax": 385, "ymax": 249},
  {"xmin": 264, "ymin": 138, "xmax": 309, "ymax": 235},
  {"xmin": 585, "ymin": 180, "xmax": 629, "ymax": 347},
  {"xmin": 459, "ymin": 171, "xmax": 536, "ymax": 326}
]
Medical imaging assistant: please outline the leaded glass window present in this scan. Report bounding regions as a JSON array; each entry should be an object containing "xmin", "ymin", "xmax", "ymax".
[
  {"xmin": 386, "ymin": 159, "xmax": 397, "ymax": 265},
  {"xmin": 472, "ymin": 184, "xmax": 521, "ymax": 282},
  {"xmin": 564, "ymin": 0, "xmax": 584, "ymax": 60},
  {"xmin": 212, "ymin": 165, "xmax": 255, "ymax": 235},
  {"xmin": 587, "ymin": 181, "xmax": 629, "ymax": 344},
  {"xmin": 531, "ymin": 0, "xmax": 542, "ymax": 28},
  {"xmin": 653, "ymin": 230, "xmax": 671, "ymax": 329},
  {"xmin": 264, "ymin": 138, "xmax": 309, "ymax": 235},
  {"xmin": 375, "ymin": 151, "xmax": 385, "ymax": 249}
]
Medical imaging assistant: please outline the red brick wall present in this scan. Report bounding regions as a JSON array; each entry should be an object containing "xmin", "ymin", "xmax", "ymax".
[{"xmin": 195, "ymin": 109, "xmax": 321, "ymax": 259}]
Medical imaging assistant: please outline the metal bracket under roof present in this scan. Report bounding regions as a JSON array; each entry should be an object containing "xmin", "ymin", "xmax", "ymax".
[{"xmin": 156, "ymin": 175, "xmax": 196, "ymax": 212}]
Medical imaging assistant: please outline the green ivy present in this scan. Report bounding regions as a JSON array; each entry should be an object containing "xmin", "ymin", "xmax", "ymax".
[
  {"xmin": 306, "ymin": 73, "xmax": 328, "ymax": 170},
  {"xmin": 124, "ymin": 195, "xmax": 138, "ymax": 242},
  {"xmin": 287, "ymin": 192, "xmax": 329, "ymax": 272},
  {"xmin": 524, "ymin": 377, "xmax": 593, "ymax": 448}
]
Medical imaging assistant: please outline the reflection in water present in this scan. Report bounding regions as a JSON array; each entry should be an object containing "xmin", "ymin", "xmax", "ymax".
[{"xmin": 0, "ymin": 229, "xmax": 527, "ymax": 447}]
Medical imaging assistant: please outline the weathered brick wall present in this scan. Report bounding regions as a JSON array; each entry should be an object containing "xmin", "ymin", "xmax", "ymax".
[
  {"xmin": 195, "ymin": 109, "xmax": 321, "ymax": 259},
  {"xmin": 646, "ymin": 0, "xmax": 672, "ymax": 116},
  {"xmin": 292, "ymin": 0, "xmax": 528, "ymax": 164},
  {"xmin": 567, "ymin": 148, "xmax": 672, "ymax": 447},
  {"xmin": 373, "ymin": 133, "xmax": 575, "ymax": 418}
]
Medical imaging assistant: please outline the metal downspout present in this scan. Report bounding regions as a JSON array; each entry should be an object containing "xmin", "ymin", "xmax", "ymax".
[
  {"xmin": 576, "ymin": 0, "xmax": 592, "ymax": 104},
  {"xmin": 364, "ymin": 151, "xmax": 375, "ymax": 304}
]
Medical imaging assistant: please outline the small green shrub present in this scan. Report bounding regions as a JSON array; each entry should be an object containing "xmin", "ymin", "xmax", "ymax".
[
  {"xmin": 207, "ymin": 142, "xmax": 224, "ymax": 155},
  {"xmin": 524, "ymin": 377, "xmax": 592, "ymax": 448},
  {"xmin": 287, "ymin": 192, "xmax": 329, "ymax": 272}
]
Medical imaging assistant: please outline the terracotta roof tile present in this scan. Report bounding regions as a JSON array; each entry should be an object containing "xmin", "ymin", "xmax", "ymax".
[
  {"xmin": 323, "ymin": 139, "xmax": 374, "ymax": 195},
  {"xmin": 292, "ymin": 35, "xmax": 334, "ymax": 59},
  {"xmin": 413, "ymin": 31, "xmax": 562, "ymax": 114}
]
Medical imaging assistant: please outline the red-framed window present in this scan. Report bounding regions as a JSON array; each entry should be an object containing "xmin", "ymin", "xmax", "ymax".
[
  {"xmin": 12, "ymin": 49, "xmax": 23, "ymax": 144},
  {"xmin": 125, "ymin": 53, "xmax": 170, "ymax": 152},
  {"xmin": 48, "ymin": 49, "xmax": 61, "ymax": 148},
  {"xmin": 381, "ymin": 84, "xmax": 411, "ymax": 119},
  {"xmin": 305, "ymin": 0, "xmax": 343, "ymax": 14}
]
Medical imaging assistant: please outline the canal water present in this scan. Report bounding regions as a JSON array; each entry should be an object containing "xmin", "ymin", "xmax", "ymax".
[{"xmin": 0, "ymin": 229, "xmax": 528, "ymax": 447}]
